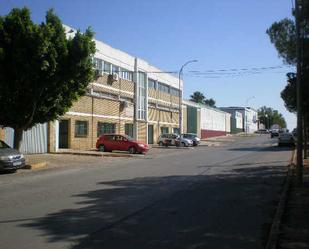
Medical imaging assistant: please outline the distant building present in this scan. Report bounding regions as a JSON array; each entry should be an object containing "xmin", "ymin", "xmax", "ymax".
[
  {"xmin": 220, "ymin": 108, "xmax": 243, "ymax": 134},
  {"xmin": 183, "ymin": 101, "xmax": 231, "ymax": 139},
  {"xmin": 220, "ymin": 107, "xmax": 258, "ymax": 133}
]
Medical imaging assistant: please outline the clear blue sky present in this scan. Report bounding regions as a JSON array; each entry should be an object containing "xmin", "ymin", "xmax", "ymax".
[{"xmin": 0, "ymin": 0, "xmax": 296, "ymax": 129}]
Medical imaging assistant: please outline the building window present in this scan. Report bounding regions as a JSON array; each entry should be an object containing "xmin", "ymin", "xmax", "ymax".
[
  {"xmin": 170, "ymin": 87, "xmax": 180, "ymax": 96},
  {"xmin": 104, "ymin": 62, "xmax": 111, "ymax": 74},
  {"xmin": 97, "ymin": 122, "xmax": 116, "ymax": 137},
  {"xmin": 161, "ymin": 127, "xmax": 169, "ymax": 134},
  {"xmin": 158, "ymin": 82, "xmax": 170, "ymax": 93},
  {"xmin": 125, "ymin": 123, "xmax": 134, "ymax": 138},
  {"xmin": 148, "ymin": 79, "xmax": 156, "ymax": 89},
  {"xmin": 75, "ymin": 121, "xmax": 88, "ymax": 137},
  {"xmin": 93, "ymin": 57, "xmax": 103, "ymax": 71},
  {"xmin": 112, "ymin": 65, "xmax": 119, "ymax": 74},
  {"xmin": 120, "ymin": 67, "xmax": 133, "ymax": 81},
  {"xmin": 173, "ymin": 128, "xmax": 180, "ymax": 134},
  {"xmin": 138, "ymin": 72, "xmax": 147, "ymax": 120}
]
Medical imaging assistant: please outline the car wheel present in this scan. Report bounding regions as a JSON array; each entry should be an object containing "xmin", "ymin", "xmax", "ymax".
[
  {"xmin": 129, "ymin": 146, "xmax": 136, "ymax": 154},
  {"xmin": 159, "ymin": 141, "xmax": 164, "ymax": 147},
  {"xmin": 98, "ymin": 145, "xmax": 105, "ymax": 152},
  {"xmin": 181, "ymin": 142, "xmax": 186, "ymax": 147}
]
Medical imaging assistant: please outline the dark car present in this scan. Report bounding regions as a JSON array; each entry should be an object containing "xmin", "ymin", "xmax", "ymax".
[
  {"xmin": 0, "ymin": 140, "xmax": 25, "ymax": 172},
  {"xmin": 270, "ymin": 129, "xmax": 280, "ymax": 138},
  {"xmin": 96, "ymin": 134, "xmax": 149, "ymax": 154}
]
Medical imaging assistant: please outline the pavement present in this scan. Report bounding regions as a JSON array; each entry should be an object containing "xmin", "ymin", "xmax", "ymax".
[
  {"xmin": 277, "ymin": 157, "xmax": 309, "ymax": 249},
  {"xmin": 0, "ymin": 135, "xmax": 293, "ymax": 249}
]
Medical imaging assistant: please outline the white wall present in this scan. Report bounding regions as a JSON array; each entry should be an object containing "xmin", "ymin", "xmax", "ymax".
[{"xmin": 200, "ymin": 106, "xmax": 228, "ymax": 132}]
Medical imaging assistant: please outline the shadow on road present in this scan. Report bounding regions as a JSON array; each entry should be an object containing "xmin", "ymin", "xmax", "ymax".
[
  {"xmin": 229, "ymin": 145, "xmax": 294, "ymax": 152},
  {"xmin": 19, "ymin": 165, "xmax": 287, "ymax": 249}
]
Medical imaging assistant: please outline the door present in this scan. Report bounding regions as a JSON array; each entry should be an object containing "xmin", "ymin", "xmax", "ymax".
[
  {"xmin": 59, "ymin": 120, "xmax": 69, "ymax": 149},
  {"xmin": 148, "ymin": 125, "xmax": 154, "ymax": 144}
]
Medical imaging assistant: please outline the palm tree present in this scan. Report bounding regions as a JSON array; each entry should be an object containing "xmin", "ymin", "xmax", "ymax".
[{"xmin": 190, "ymin": 91, "xmax": 205, "ymax": 103}]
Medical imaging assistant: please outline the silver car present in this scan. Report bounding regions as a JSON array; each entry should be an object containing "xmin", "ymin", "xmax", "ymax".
[
  {"xmin": 181, "ymin": 133, "xmax": 200, "ymax": 146},
  {"xmin": 157, "ymin": 134, "xmax": 193, "ymax": 147},
  {"xmin": 278, "ymin": 132, "xmax": 295, "ymax": 146},
  {"xmin": 0, "ymin": 140, "xmax": 25, "ymax": 172}
]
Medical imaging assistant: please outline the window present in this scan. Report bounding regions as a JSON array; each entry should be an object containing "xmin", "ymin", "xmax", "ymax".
[
  {"xmin": 75, "ymin": 121, "xmax": 88, "ymax": 137},
  {"xmin": 112, "ymin": 65, "xmax": 119, "ymax": 74},
  {"xmin": 104, "ymin": 62, "xmax": 111, "ymax": 74},
  {"xmin": 161, "ymin": 127, "xmax": 169, "ymax": 134},
  {"xmin": 97, "ymin": 122, "xmax": 116, "ymax": 137},
  {"xmin": 158, "ymin": 82, "xmax": 170, "ymax": 93},
  {"xmin": 170, "ymin": 87, "xmax": 180, "ymax": 96},
  {"xmin": 148, "ymin": 79, "xmax": 156, "ymax": 89},
  {"xmin": 119, "ymin": 67, "xmax": 133, "ymax": 81},
  {"xmin": 93, "ymin": 57, "xmax": 103, "ymax": 71},
  {"xmin": 138, "ymin": 72, "xmax": 146, "ymax": 120},
  {"xmin": 120, "ymin": 67, "xmax": 133, "ymax": 81},
  {"xmin": 125, "ymin": 123, "xmax": 134, "ymax": 138},
  {"xmin": 173, "ymin": 128, "xmax": 180, "ymax": 134}
]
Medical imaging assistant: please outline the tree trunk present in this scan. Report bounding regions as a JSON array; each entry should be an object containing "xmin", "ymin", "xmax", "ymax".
[
  {"xmin": 304, "ymin": 114, "xmax": 308, "ymax": 159},
  {"xmin": 13, "ymin": 128, "xmax": 23, "ymax": 151}
]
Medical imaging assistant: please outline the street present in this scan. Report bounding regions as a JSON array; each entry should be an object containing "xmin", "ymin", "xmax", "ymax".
[{"xmin": 0, "ymin": 135, "xmax": 293, "ymax": 249}]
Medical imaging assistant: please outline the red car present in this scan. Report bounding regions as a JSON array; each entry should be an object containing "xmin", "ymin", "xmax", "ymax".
[{"xmin": 96, "ymin": 134, "xmax": 149, "ymax": 154}]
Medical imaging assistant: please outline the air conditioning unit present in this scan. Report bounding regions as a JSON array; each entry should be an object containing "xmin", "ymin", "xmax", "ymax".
[
  {"xmin": 112, "ymin": 73, "xmax": 119, "ymax": 81},
  {"xmin": 121, "ymin": 101, "xmax": 129, "ymax": 108}
]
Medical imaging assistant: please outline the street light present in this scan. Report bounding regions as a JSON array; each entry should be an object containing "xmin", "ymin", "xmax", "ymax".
[
  {"xmin": 244, "ymin": 96, "xmax": 255, "ymax": 135},
  {"xmin": 265, "ymin": 113, "xmax": 268, "ymax": 130},
  {"xmin": 178, "ymin": 60, "xmax": 198, "ymax": 134}
]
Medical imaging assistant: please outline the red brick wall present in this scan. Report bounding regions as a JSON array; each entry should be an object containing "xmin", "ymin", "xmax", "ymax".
[{"xmin": 201, "ymin": 129, "xmax": 226, "ymax": 139}]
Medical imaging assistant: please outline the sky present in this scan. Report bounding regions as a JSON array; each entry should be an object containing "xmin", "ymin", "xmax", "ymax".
[{"xmin": 0, "ymin": 0, "xmax": 297, "ymax": 129}]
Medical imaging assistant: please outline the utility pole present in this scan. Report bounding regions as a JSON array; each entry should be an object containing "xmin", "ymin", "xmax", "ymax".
[{"xmin": 295, "ymin": 0, "xmax": 303, "ymax": 186}]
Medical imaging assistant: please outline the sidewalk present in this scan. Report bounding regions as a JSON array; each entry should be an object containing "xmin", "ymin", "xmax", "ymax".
[{"xmin": 277, "ymin": 158, "xmax": 309, "ymax": 249}]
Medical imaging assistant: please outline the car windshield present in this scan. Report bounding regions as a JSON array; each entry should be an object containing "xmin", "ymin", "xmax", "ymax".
[
  {"xmin": 0, "ymin": 140, "xmax": 10, "ymax": 149},
  {"xmin": 183, "ymin": 134, "xmax": 196, "ymax": 138}
]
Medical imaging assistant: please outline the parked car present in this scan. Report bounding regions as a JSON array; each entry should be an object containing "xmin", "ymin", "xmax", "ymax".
[
  {"xmin": 0, "ymin": 140, "xmax": 25, "ymax": 172},
  {"xmin": 96, "ymin": 134, "xmax": 149, "ymax": 154},
  {"xmin": 181, "ymin": 133, "xmax": 200, "ymax": 146},
  {"xmin": 278, "ymin": 132, "xmax": 295, "ymax": 146},
  {"xmin": 157, "ymin": 134, "xmax": 193, "ymax": 147},
  {"xmin": 270, "ymin": 129, "xmax": 280, "ymax": 138}
]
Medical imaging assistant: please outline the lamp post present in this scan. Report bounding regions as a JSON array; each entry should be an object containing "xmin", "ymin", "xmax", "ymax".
[
  {"xmin": 265, "ymin": 113, "xmax": 268, "ymax": 130},
  {"xmin": 244, "ymin": 96, "xmax": 255, "ymax": 135},
  {"xmin": 178, "ymin": 60, "xmax": 197, "ymax": 134}
]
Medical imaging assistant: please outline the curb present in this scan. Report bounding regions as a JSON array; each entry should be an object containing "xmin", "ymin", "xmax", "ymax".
[
  {"xmin": 264, "ymin": 150, "xmax": 295, "ymax": 249},
  {"xmin": 24, "ymin": 162, "xmax": 47, "ymax": 170},
  {"xmin": 52, "ymin": 152, "xmax": 134, "ymax": 158}
]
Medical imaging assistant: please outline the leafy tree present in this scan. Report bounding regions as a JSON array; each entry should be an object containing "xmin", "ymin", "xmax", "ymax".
[
  {"xmin": 266, "ymin": 1, "xmax": 309, "ymax": 115},
  {"xmin": 281, "ymin": 73, "xmax": 297, "ymax": 113},
  {"xmin": 190, "ymin": 91, "xmax": 205, "ymax": 104},
  {"xmin": 258, "ymin": 106, "xmax": 287, "ymax": 129},
  {"xmin": 190, "ymin": 91, "xmax": 216, "ymax": 107},
  {"xmin": 203, "ymin": 98, "xmax": 216, "ymax": 107},
  {"xmin": 0, "ymin": 8, "xmax": 96, "ymax": 149}
]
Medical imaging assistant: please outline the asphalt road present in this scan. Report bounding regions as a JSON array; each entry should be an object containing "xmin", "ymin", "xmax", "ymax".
[{"xmin": 0, "ymin": 135, "xmax": 293, "ymax": 249}]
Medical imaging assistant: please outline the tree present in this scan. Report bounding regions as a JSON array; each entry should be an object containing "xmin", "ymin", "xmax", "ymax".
[
  {"xmin": 190, "ymin": 91, "xmax": 216, "ymax": 107},
  {"xmin": 0, "ymin": 8, "xmax": 96, "ymax": 150},
  {"xmin": 190, "ymin": 91, "xmax": 205, "ymax": 104},
  {"xmin": 266, "ymin": 1, "xmax": 309, "ymax": 115},
  {"xmin": 258, "ymin": 106, "xmax": 287, "ymax": 129},
  {"xmin": 204, "ymin": 98, "xmax": 216, "ymax": 107},
  {"xmin": 281, "ymin": 72, "xmax": 297, "ymax": 113}
]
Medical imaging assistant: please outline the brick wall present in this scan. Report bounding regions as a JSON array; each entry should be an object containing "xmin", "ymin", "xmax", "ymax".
[{"xmin": 201, "ymin": 130, "xmax": 226, "ymax": 139}]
